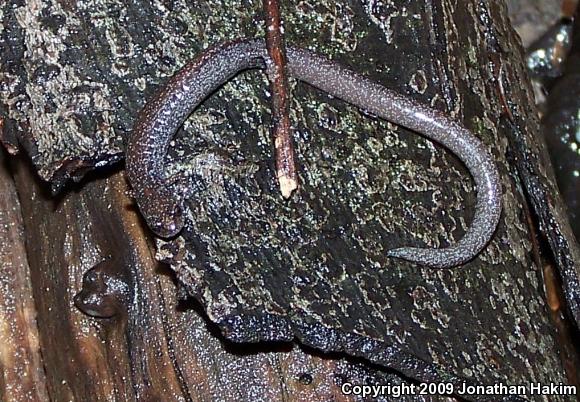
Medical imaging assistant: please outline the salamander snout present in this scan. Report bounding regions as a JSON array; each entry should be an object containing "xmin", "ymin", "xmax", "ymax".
[
  {"xmin": 137, "ymin": 187, "xmax": 185, "ymax": 238},
  {"xmin": 150, "ymin": 213, "xmax": 184, "ymax": 238},
  {"xmin": 148, "ymin": 201, "xmax": 184, "ymax": 238}
]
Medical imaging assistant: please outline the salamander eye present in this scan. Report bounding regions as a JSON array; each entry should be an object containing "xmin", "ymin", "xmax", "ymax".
[
  {"xmin": 152, "ymin": 219, "xmax": 181, "ymax": 238},
  {"xmin": 146, "ymin": 199, "xmax": 184, "ymax": 238}
]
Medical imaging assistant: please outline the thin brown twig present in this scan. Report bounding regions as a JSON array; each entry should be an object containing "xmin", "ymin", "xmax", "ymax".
[
  {"xmin": 561, "ymin": 0, "xmax": 578, "ymax": 19},
  {"xmin": 263, "ymin": 0, "xmax": 298, "ymax": 198},
  {"xmin": 489, "ymin": 54, "xmax": 515, "ymax": 123}
]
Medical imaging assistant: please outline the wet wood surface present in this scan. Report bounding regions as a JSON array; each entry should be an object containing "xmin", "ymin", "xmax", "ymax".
[{"xmin": 0, "ymin": 1, "xmax": 578, "ymax": 401}]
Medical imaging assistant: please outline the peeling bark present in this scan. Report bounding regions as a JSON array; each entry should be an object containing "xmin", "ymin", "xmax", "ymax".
[{"xmin": 0, "ymin": 0, "xmax": 578, "ymax": 401}]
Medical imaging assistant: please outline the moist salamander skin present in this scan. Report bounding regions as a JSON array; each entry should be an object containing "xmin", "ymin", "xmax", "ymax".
[{"xmin": 126, "ymin": 38, "xmax": 502, "ymax": 269}]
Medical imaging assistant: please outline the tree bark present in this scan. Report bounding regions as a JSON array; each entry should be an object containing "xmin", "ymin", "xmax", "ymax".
[{"xmin": 0, "ymin": 0, "xmax": 578, "ymax": 401}]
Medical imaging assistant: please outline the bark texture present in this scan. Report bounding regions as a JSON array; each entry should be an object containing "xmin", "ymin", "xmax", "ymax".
[{"xmin": 0, "ymin": 0, "xmax": 578, "ymax": 401}]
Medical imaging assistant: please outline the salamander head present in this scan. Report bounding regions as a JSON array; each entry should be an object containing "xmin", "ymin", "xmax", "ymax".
[{"xmin": 136, "ymin": 186, "xmax": 185, "ymax": 238}]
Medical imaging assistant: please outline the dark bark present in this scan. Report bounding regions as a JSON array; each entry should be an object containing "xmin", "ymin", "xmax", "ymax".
[
  {"xmin": 0, "ymin": 0, "xmax": 578, "ymax": 401},
  {"xmin": 6, "ymin": 154, "xmax": 403, "ymax": 401}
]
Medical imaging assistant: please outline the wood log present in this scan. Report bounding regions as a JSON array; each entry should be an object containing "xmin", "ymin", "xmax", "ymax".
[
  {"xmin": 0, "ymin": 1, "xmax": 578, "ymax": 400},
  {"xmin": 0, "ymin": 145, "xmax": 48, "ymax": 401}
]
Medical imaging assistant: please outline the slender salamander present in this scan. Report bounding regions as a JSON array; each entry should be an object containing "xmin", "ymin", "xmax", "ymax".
[{"xmin": 126, "ymin": 38, "xmax": 502, "ymax": 268}]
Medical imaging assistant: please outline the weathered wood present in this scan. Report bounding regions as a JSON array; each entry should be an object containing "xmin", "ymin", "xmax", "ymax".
[
  {"xmin": 8, "ymin": 154, "xmax": 404, "ymax": 401},
  {"xmin": 0, "ymin": 149, "xmax": 48, "ymax": 401},
  {"xmin": 0, "ymin": 0, "xmax": 579, "ymax": 401}
]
